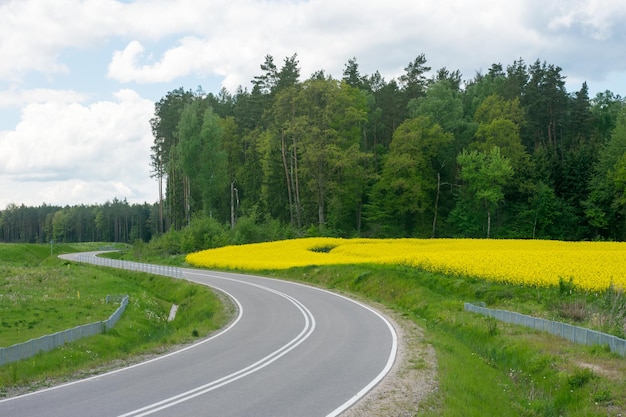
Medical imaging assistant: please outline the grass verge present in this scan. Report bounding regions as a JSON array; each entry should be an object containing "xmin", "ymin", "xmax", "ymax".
[
  {"xmin": 5, "ymin": 243, "xmax": 626, "ymax": 416},
  {"xmin": 0, "ymin": 244, "xmax": 231, "ymax": 396},
  {"xmin": 259, "ymin": 263, "xmax": 626, "ymax": 417}
]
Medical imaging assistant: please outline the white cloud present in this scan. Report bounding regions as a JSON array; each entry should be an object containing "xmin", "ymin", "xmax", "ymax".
[
  {"xmin": 0, "ymin": 0, "xmax": 185, "ymax": 81},
  {"xmin": 107, "ymin": 37, "xmax": 215, "ymax": 83},
  {"xmin": 3, "ymin": 0, "xmax": 625, "ymax": 91},
  {"xmin": 1, "ymin": 0, "xmax": 625, "ymax": 209},
  {"xmin": 37, "ymin": 179, "xmax": 135, "ymax": 205},
  {"xmin": 0, "ymin": 89, "xmax": 157, "ymax": 207},
  {"xmin": 0, "ymin": 88, "xmax": 88, "ymax": 108},
  {"xmin": 0, "ymin": 0, "xmax": 236, "ymax": 81},
  {"xmin": 102, "ymin": 0, "xmax": 564, "ymax": 91},
  {"xmin": 548, "ymin": 0, "xmax": 626, "ymax": 40},
  {"xmin": 0, "ymin": 0, "xmax": 89, "ymax": 80}
]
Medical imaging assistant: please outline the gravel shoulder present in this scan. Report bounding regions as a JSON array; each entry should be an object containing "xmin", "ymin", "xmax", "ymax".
[
  {"xmin": 3, "ymin": 290, "xmax": 439, "ymax": 416},
  {"xmin": 340, "ymin": 303, "xmax": 439, "ymax": 417}
]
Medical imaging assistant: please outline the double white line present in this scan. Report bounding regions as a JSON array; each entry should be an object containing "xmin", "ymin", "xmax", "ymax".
[
  {"xmin": 118, "ymin": 275, "xmax": 316, "ymax": 417},
  {"xmin": 56, "ymin": 254, "xmax": 396, "ymax": 417}
]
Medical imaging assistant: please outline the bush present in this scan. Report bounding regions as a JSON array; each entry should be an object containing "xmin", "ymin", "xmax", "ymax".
[
  {"xmin": 146, "ymin": 214, "xmax": 299, "ymax": 255},
  {"xmin": 150, "ymin": 229, "xmax": 183, "ymax": 255},
  {"xmin": 232, "ymin": 214, "xmax": 263, "ymax": 244},
  {"xmin": 180, "ymin": 216, "xmax": 229, "ymax": 253}
]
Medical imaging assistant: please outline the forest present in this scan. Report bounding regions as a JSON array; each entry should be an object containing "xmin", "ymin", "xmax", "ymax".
[
  {"xmin": 2, "ymin": 53, "xmax": 626, "ymax": 247},
  {"xmin": 0, "ymin": 199, "xmax": 154, "ymax": 244}
]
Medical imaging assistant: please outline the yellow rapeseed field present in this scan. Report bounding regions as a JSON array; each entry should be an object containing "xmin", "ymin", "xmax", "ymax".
[{"xmin": 185, "ymin": 238, "xmax": 626, "ymax": 291}]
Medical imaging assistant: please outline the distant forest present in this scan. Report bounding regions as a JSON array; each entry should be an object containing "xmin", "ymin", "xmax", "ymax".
[{"xmin": 2, "ymin": 53, "xmax": 626, "ymax": 246}]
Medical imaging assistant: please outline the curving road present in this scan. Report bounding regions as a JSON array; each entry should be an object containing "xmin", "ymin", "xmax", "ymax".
[{"xmin": 0, "ymin": 252, "xmax": 397, "ymax": 417}]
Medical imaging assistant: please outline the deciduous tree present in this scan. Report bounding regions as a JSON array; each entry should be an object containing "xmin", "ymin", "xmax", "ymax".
[
  {"xmin": 366, "ymin": 116, "xmax": 452, "ymax": 236},
  {"xmin": 456, "ymin": 147, "xmax": 514, "ymax": 238}
]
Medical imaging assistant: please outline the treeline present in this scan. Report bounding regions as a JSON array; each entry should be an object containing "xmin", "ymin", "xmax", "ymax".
[
  {"xmin": 150, "ymin": 54, "xmax": 626, "ymax": 241},
  {"xmin": 3, "ymin": 53, "xmax": 626, "ymax": 246},
  {"xmin": 0, "ymin": 199, "xmax": 155, "ymax": 243}
]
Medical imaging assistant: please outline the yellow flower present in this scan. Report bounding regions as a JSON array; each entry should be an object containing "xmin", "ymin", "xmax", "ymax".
[{"xmin": 186, "ymin": 238, "xmax": 626, "ymax": 291}]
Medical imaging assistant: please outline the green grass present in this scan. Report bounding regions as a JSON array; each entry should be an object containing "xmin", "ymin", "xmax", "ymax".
[
  {"xmin": 4, "ymin": 244, "xmax": 626, "ymax": 416},
  {"xmin": 0, "ymin": 244, "xmax": 230, "ymax": 394},
  {"xmin": 112, "ymin": 246, "xmax": 626, "ymax": 415},
  {"xmin": 258, "ymin": 264, "xmax": 626, "ymax": 417},
  {"xmin": 0, "ymin": 263, "xmax": 121, "ymax": 346}
]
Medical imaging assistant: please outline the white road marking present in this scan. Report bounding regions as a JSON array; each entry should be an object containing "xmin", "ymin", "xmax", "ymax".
[
  {"xmin": 118, "ymin": 272, "xmax": 316, "ymax": 417},
  {"xmin": 8, "ymin": 253, "xmax": 398, "ymax": 417}
]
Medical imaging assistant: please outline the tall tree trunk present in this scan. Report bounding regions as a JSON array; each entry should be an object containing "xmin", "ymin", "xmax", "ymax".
[
  {"xmin": 230, "ymin": 180, "xmax": 236, "ymax": 229},
  {"xmin": 184, "ymin": 175, "xmax": 191, "ymax": 226},
  {"xmin": 355, "ymin": 200, "xmax": 362, "ymax": 233},
  {"xmin": 281, "ymin": 130, "xmax": 294, "ymax": 226},
  {"xmin": 293, "ymin": 135, "xmax": 301, "ymax": 229},
  {"xmin": 432, "ymin": 172, "xmax": 441, "ymax": 238},
  {"xmin": 318, "ymin": 198, "xmax": 325, "ymax": 226},
  {"xmin": 158, "ymin": 174, "xmax": 164, "ymax": 234},
  {"xmin": 317, "ymin": 160, "xmax": 326, "ymax": 226}
]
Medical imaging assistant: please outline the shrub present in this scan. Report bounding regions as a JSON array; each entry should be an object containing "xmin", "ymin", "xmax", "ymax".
[{"xmin": 180, "ymin": 216, "xmax": 229, "ymax": 253}]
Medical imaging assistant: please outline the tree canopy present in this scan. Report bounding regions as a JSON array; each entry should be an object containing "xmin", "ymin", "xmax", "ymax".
[{"xmin": 3, "ymin": 54, "xmax": 626, "ymax": 245}]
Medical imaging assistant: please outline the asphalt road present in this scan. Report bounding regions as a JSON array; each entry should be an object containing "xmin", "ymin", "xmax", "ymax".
[{"xmin": 0, "ymin": 253, "xmax": 397, "ymax": 417}]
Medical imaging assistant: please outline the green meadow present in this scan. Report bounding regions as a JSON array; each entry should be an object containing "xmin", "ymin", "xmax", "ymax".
[
  {"xmin": 262, "ymin": 263, "xmax": 626, "ymax": 416},
  {"xmin": 0, "ymin": 243, "xmax": 229, "ymax": 393},
  {"xmin": 2, "ymin": 242, "xmax": 626, "ymax": 416}
]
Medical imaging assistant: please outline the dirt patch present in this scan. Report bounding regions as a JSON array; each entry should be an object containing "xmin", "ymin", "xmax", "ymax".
[
  {"xmin": 341, "ymin": 308, "xmax": 438, "ymax": 416},
  {"xmin": 576, "ymin": 361, "xmax": 622, "ymax": 380}
]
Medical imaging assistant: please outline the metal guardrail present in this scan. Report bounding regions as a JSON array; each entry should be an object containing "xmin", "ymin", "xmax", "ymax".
[
  {"xmin": 465, "ymin": 303, "xmax": 626, "ymax": 357},
  {"xmin": 2, "ymin": 254, "xmax": 183, "ymax": 366},
  {"xmin": 1, "ymin": 253, "xmax": 183, "ymax": 366},
  {"xmin": 76, "ymin": 254, "xmax": 183, "ymax": 279},
  {"xmin": 0, "ymin": 295, "xmax": 129, "ymax": 366}
]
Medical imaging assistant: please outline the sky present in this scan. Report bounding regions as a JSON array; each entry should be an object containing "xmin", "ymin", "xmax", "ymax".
[{"xmin": 1, "ymin": 0, "xmax": 625, "ymax": 209}]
